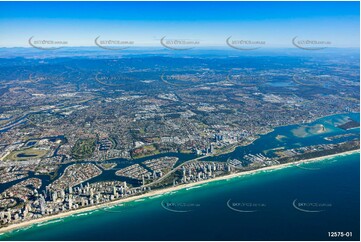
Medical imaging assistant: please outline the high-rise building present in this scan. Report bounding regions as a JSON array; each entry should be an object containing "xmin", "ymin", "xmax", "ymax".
[
  {"xmin": 120, "ymin": 186, "xmax": 124, "ymax": 194},
  {"xmin": 23, "ymin": 205, "xmax": 29, "ymax": 218},
  {"xmin": 68, "ymin": 196, "xmax": 73, "ymax": 209},
  {"xmin": 52, "ymin": 191, "xmax": 57, "ymax": 202},
  {"xmin": 45, "ymin": 186, "xmax": 49, "ymax": 198},
  {"xmin": 40, "ymin": 195, "xmax": 46, "ymax": 215},
  {"xmin": 210, "ymin": 144, "xmax": 214, "ymax": 153},
  {"xmin": 6, "ymin": 211, "xmax": 11, "ymax": 221},
  {"xmin": 60, "ymin": 189, "xmax": 65, "ymax": 200}
]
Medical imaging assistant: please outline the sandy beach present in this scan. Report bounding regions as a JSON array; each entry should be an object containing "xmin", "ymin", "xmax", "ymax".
[{"xmin": 0, "ymin": 149, "xmax": 359, "ymax": 235}]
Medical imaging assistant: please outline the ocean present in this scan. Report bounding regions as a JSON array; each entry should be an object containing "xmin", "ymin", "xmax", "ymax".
[{"xmin": 1, "ymin": 152, "xmax": 359, "ymax": 241}]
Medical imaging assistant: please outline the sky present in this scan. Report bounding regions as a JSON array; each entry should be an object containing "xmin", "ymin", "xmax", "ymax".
[{"xmin": 0, "ymin": 1, "xmax": 359, "ymax": 48}]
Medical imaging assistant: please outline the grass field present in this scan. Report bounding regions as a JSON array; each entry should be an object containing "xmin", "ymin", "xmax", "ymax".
[
  {"xmin": 4, "ymin": 148, "xmax": 48, "ymax": 161},
  {"xmin": 71, "ymin": 138, "xmax": 96, "ymax": 160}
]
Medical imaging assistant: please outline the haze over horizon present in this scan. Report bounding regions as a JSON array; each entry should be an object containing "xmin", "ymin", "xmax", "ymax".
[{"xmin": 0, "ymin": 1, "xmax": 359, "ymax": 48}]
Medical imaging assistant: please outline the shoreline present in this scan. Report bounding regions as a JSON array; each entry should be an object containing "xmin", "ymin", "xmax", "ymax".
[
  {"xmin": 0, "ymin": 149, "xmax": 359, "ymax": 235},
  {"xmin": 86, "ymin": 111, "xmax": 360, "ymax": 164}
]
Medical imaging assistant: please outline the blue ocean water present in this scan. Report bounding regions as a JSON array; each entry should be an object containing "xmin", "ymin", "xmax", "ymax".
[
  {"xmin": 1, "ymin": 152, "xmax": 359, "ymax": 241},
  {"xmin": 1, "ymin": 113, "xmax": 358, "ymax": 193}
]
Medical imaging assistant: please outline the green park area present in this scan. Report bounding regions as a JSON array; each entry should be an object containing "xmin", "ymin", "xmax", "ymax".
[
  {"xmin": 71, "ymin": 138, "xmax": 96, "ymax": 160},
  {"xmin": 4, "ymin": 148, "xmax": 48, "ymax": 161}
]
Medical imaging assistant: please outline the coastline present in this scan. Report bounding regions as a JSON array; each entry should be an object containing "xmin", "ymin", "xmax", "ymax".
[
  {"xmin": 0, "ymin": 149, "xmax": 359, "ymax": 235},
  {"xmin": 79, "ymin": 111, "xmax": 359, "ymax": 165}
]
